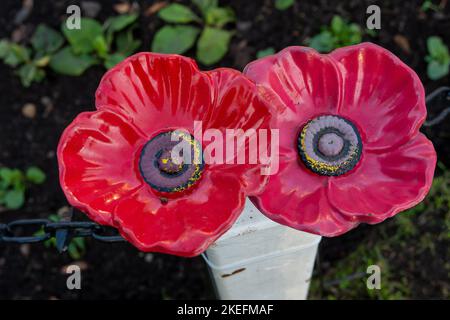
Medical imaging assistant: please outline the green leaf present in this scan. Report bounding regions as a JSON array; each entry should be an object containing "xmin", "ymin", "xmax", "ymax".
[
  {"xmin": 205, "ymin": 7, "xmax": 235, "ymax": 28},
  {"xmin": 116, "ymin": 29, "xmax": 141, "ymax": 56},
  {"xmin": 4, "ymin": 189, "xmax": 25, "ymax": 210},
  {"xmin": 307, "ymin": 15, "xmax": 362, "ymax": 52},
  {"xmin": 3, "ymin": 44, "xmax": 30, "ymax": 67},
  {"xmin": 192, "ymin": 0, "xmax": 218, "ymax": 16},
  {"xmin": 26, "ymin": 167, "xmax": 46, "ymax": 184},
  {"xmin": 17, "ymin": 64, "xmax": 45, "ymax": 87},
  {"xmin": 62, "ymin": 18, "xmax": 103, "ymax": 54},
  {"xmin": 256, "ymin": 47, "xmax": 275, "ymax": 59},
  {"xmin": 331, "ymin": 15, "xmax": 345, "ymax": 34},
  {"xmin": 72, "ymin": 237, "xmax": 86, "ymax": 251},
  {"xmin": 427, "ymin": 36, "xmax": 450, "ymax": 62},
  {"xmin": 48, "ymin": 214, "xmax": 60, "ymax": 222},
  {"xmin": 0, "ymin": 168, "xmax": 14, "ymax": 188},
  {"xmin": 68, "ymin": 244, "xmax": 81, "ymax": 260},
  {"xmin": 50, "ymin": 47, "xmax": 98, "ymax": 76},
  {"xmin": 427, "ymin": 36, "xmax": 444, "ymax": 56},
  {"xmin": 197, "ymin": 27, "xmax": 232, "ymax": 66},
  {"xmin": 93, "ymin": 35, "xmax": 108, "ymax": 58},
  {"xmin": 0, "ymin": 39, "xmax": 10, "ymax": 58},
  {"xmin": 34, "ymin": 55, "xmax": 51, "ymax": 67},
  {"xmin": 275, "ymin": 0, "xmax": 295, "ymax": 10},
  {"xmin": 152, "ymin": 25, "xmax": 200, "ymax": 54},
  {"xmin": 0, "ymin": 168, "xmax": 25, "ymax": 190},
  {"xmin": 104, "ymin": 53, "xmax": 126, "ymax": 69},
  {"xmin": 308, "ymin": 31, "xmax": 334, "ymax": 52},
  {"xmin": 158, "ymin": 4, "xmax": 201, "ymax": 23},
  {"xmin": 105, "ymin": 14, "xmax": 138, "ymax": 33},
  {"xmin": 8, "ymin": 169, "xmax": 25, "ymax": 191},
  {"xmin": 427, "ymin": 60, "xmax": 449, "ymax": 80},
  {"xmin": 347, "ymin": 23, "xmax": 362, "ymax": 45},
  {"xmin": 31, "ymin": 24, "xmax": 64, "ymax": 54}
]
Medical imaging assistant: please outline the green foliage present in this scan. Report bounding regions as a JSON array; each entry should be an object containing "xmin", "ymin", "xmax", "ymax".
[
  {"xmin": 31, "ymin": 24, "xmax": 64, "ymax": 55},
  {"xmin": 53, "ymin": 14, "xmax": 140, "ymax": 73},
  {"xmin": 0, "ymin": 27, "xmax": 58, "ymax": 87},
  {"xmin": 425, "ymin": 36, "xmax": 450, "ymax": 80},
  {"xmin": 49, "ymin": 47, "xmax": 98, "ymax": 76},
  {"xmin": 62, "ymin": 18, "xmax": 103, "ymax": 54},
  {"xmin": 309, "ymin": 165, "xmax": 450, "ymax": 299},
  {"xmin": 420, "ymin": 0, "xmax": 442, "ymax": 12},
  {"xmin": 197, "ymin": 27, "xmax": 232, "ymax": 65},
  {"xmin": 17, "ymin": 63, "xmax": 46, "ymax": 87},
  {"xmin": 104, "ymin": 53, "xmax": 127, "ymax": 70},
  {"xmin": 105, "ymin": 13, "xmax": 139, "ymax": 36},
  {"xmin": 308, "ymin": 15, "xmax": 363, "ymax": 53},
  {"xmin": 192, "ymin": 0, "xmax": 218, "ymax": 15},
  {"xmin": 115, "ymin": 28, "xmax": 142, "ymax": 57},
  {"xmin": 152, "ymin": 0, "xmax": 236, "ymax": 66},
  {"xmin": 0, "ymin": 166, "xmax": 46, "ymax": 210},
  {"xmin": 256, "ymin": 47, "xmax": 275, "ymax": 58},
  {"xmin": 152, "ymin": 25, "xmax": 200, "ymax": 54},
  {"xmin": 275, "ymin": 0, "xmax": 295, "ymax": 11},
  {"xmin": 205, "ymin": 7, "xmax": 235, "ymax": 28},
  {"xmin": 309, "ymin": 237, "xmax": 410, "ymax": 299},
  {"xmin": 0, "ymin": 14, "xmax": 140, "ymax": 86},
  {"xmin": 26, "ymin": 167, "xmax": 46, "ymax": 184},
  {"xmin": 158, "ymin": 4, "xmax": 201, "ymax": 23},
  {"xmin": 34, "ymin": 214, "xmax": 86, "ymax": 260}
]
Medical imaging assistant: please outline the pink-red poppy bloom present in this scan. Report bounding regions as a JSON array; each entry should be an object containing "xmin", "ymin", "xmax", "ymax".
[
  {"xmin": 58, "ymin": 52, "xmax": 271, "ymax": 257},
  {"xmin": 244, "ymin": 43, "xmax": 436, "ymax": 236}
]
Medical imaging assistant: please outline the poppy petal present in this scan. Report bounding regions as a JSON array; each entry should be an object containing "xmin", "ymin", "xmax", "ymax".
[
  {"xmin": 251, "ymin": 159, "xmax": 357, "ymax": 236},
  {"xmin": 328, "ymin": 134, "xmax": 436, "ymax": 223},
  {"xmin": 112, "ymin": 170, "xmax": 245, "ymax": 257},
  {"xmin": 244, "ymin": 47, "xmax": 342, "ymax": 166},
  {"xmin": 58, "ymin": 110, "xmax": 146, "ymax": 225},
  {"xmin": 206, "ymin": 68, "xmax": 271, "ymax": 131},
  {"xmin": 330, "ymin": 43, "xmax": 427, "ymax": 151},
  {"xmin": 95, "ymin": 53, "xmax": 213, "ymax": 136},
  {"xmin": 204, "ymin": 69, "xmax": 272, "ymax": 195},
  {"xmin": 244, "ymin": 46, "xmax": 341, "ymax": 120}
]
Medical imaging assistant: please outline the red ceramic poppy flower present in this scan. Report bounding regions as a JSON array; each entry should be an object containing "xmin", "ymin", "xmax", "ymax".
[
  {"xmin": 244, "ymin": 43, "xmax": 436, "ymax": 236},
  {"xmin": 58, "ymin": 52, "xmax": 271, "ymax": 256}
]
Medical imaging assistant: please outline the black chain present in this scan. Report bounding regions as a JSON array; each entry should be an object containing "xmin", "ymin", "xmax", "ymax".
[
  {"xmin": 424, "ymin": 86, "xmax": 450, "ymax": 127},
  {"xmin": 0, "ymin": 215, "xmax": 125, "ymax": 252}
]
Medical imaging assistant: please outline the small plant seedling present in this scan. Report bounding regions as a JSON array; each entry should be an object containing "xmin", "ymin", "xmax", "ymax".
[
  {"xmin": 425, "ymin": 36, "xmax": 450, "ymax": 80},
  {"xmin": 274, "ymin": 0, "xmax": 295, "ymax": 11},
  {"xmin": 52, "ymin": 13, "xmax": 141, "ymax": 74},
  {"xmin": 307, "ymin": 15, "xmax": 363, "ymax": 53},
  {"xmin": 0, "ymin": 25, "xmax": 63, "ymax": 87},
  {"xmin": 0, "ymin": 166, "xmax": 46, "ymax": 210},
  {"xmin": 34, "ymin": 214, "xmax": 86, "ymax": 260},
  {"xmin": 0, "ymin": 14, "xmax": 140, "ymax": 86},
  {"xmin": 152, "ymin": 0, "xmax": 236, "ymax": 66}
]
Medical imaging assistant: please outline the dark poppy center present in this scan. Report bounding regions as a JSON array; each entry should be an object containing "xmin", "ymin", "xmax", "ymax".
[
  {"xmin": 139, "ymin": 131, "xmax": 204, "ymax": 193},
  {"xmin": 157, "ymin": 149, "xmax": 184, "ymax": 174},
  {"xmin": 297, "ymin": 115, "xmax": 362, "ymax": 176}
]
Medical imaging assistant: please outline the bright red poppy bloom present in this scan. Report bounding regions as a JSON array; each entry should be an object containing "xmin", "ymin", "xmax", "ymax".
[
  {"xmin": 58, "ymin": 52, "xmax": 271, "ymax": 256},
  {"xmin": 244, "ymin": 43, "xmax": 436, "ymax": 236}
]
